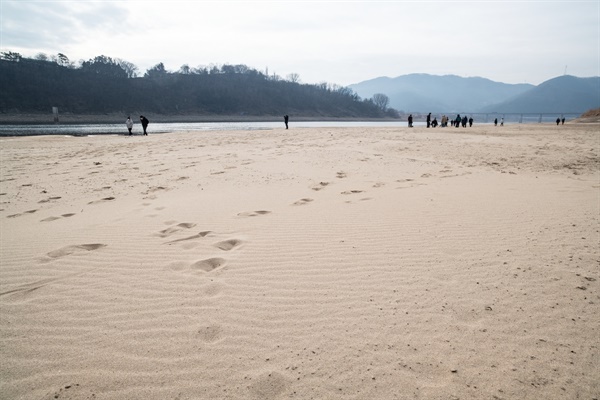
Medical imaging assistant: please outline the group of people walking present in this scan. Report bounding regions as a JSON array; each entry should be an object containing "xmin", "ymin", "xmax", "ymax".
[
  {"xmin": 451, "ymin": 114, "xmax": 474, "ymax": 128},
  {"xmin": 125, "ymin": 115, "xmax": 149, "ymax": 136},
  {"xmin": 410, "ymin": 113, "xmax": 474, "ymax": 128}
]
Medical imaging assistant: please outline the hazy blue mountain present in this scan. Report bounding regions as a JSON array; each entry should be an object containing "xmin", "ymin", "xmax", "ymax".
[
  {"xmin": 348, "ymin": 73, "xmax": 534, "ymax": 113},
  {"xmin": 478, "ymin": 75, "xmax": 600, "ymax": 113}
]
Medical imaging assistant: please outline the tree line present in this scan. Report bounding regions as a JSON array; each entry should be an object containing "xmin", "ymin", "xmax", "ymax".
[{"xmin": 0, "ymin": 51, "xmax": 396, "ymax": 119}]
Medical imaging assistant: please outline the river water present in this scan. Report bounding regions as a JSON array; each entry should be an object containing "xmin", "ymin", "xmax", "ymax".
[
  {"xmin": 0, "ymin": 121, "xmax": 420, "ymax": 137},
  {"xmin": 0, "ymin": 114, "xmax": 578, "ymax": 137}
]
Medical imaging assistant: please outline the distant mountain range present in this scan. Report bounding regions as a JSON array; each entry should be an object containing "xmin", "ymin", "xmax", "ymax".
[{"xmin": 348, "ymin": 74, "xmax": 600, "ymax": 114}]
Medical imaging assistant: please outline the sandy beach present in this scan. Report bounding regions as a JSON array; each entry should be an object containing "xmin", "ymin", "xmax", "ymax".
[{"xmin": 0, "ymin": 123, "xmax": 598, "ymax": 399}]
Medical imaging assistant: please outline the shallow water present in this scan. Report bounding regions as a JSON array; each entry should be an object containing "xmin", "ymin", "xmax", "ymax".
[
  {"xmin": 0, "ymin": 121, "xmax": 422, "ymax": 136},
  {"xmin": 0, "ymin": 115, "xmax": 577, "ymax": 137}
]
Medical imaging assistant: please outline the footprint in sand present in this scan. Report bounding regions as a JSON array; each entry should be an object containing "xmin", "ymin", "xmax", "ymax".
[
  {"xmin": 191, "ymin": 257, "xmax": 226, "ymax": 272},
  {"xmin": 214, "ymin": 239, "xmax": 243, "ymax": 251},
  {"xmin": 0, "ymin": 267, "xmax": 92, "ymax": 299},
  {"xmin": 0, "ymin": 276, "xmax": 60, "ymax": 298},
  {"xmin": 87, "ymin": 197, "xmax": 115, "ymax": 205},
  {"xmin": 202, "ymin": 282, "xmax": 223, "ymax": 297},
  {"xmin": 168, "ymin": 261, "xmax": 188, "ymax": 271},
  {"xmin": 341, "ymin": 190, "xmax": 364, "ymax": 195},
  {"xmin": 144, "ymin": 186, "xmax": 169, "ymax": 194},
  {"xmin": 249, "ymin": 372, "xmax": 290, "ymax": 400},
  {"xmin": 38, "ymin": 196, "xmax": 62, "ymax": 204},
  {"xmin": 164, "ymin": 230, "xmax": 213, "ymax": 244},
  {"xmin": 155, "ymin": 222, "xmax": 197, "ymax": 238},
  {"xmin": 40, "ymin": 216, "xmax": 61, "ymax": 222},
  {"xmin": 311, "ymin": 182, "xmax": 330, "ymax": 191},
  {"xmin": 197, "ymin": 324, "xmax": 223, "ymax": 343},
  {"xmin": 93, "ymin": 186, "xmax": 112, "ymax": 192},
  {"xmin": 45, "ymin": 243, "xmax": 106, "ymax": 259},
  {"xmin": 336, "ymin": 171, "xmax": 347, "ymax": 179},
  {"xmin": 292, "ymin": 198, "xmax": 313, "ymax": 206},
  {"xmin": 395, "ymin": 178, "xmax": 427, "ymax": 189},
  {"xmin": 237, "ymin": 210, "xmax": 271, "ymax": 218},
  {"xmin": 41, "ymin": 213, "xmax": 76, "ymax": 222},
  {"xmin": 7, "ymin": 209, "xmax": 38, "ymax": 218}
]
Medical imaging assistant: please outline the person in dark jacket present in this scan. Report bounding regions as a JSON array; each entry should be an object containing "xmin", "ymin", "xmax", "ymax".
[
  {"xmin": 408, "ymin": 114, "xmax": 413, "ymax": 128},
  {"xmin": 140, "ymin": 115, "xmax": 149, "ymax": 135},
  {"xmin": 426, "ymin": 113, "xmax": 431, "ymax": 128},
  {"xmin": 284, "ymin": 115, "xmax": 289, "ymax": 129}
]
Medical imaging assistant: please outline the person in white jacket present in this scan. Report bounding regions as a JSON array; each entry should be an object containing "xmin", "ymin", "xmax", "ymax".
[{"xmin": 126, "ymin": 116, "xmax": 133, "ymax": 135}]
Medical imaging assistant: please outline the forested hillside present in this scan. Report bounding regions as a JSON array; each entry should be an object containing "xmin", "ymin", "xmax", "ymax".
[{"xmin": 0, "ymin": 53, "xmax": 394, "ymax": 119}]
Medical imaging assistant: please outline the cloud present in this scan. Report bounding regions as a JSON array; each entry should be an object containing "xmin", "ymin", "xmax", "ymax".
[
  {"xmin": 1, "ymin": 1, "xmax": 598, "ymax": 86},
  {"xmin": 1, "ymin": 1, "xmax": 129, "ymax": 55}
]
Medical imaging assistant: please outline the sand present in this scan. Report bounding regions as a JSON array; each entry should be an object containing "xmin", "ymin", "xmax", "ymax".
[{"xmin": 0, "ymin": 123, "xmax": 598, "ymax": 400}]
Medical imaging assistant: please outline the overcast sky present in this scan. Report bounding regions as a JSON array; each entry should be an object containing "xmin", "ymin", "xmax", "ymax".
[{"xmin": 1, "ymin": 0, "xmax": 598, "ymax": 86}]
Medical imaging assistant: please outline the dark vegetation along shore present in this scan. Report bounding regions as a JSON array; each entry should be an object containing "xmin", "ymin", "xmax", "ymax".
[{"xmin": 0, "ymin": 53, "xmax": 398, "ymax": 124}]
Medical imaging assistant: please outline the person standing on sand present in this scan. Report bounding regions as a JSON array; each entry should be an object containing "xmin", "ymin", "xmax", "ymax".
[
  {"xmin": 562, "ymin": 117, "xmax": 565, "ymax": 125},
  {"xmin": 126, "ymin": 116, "xmax": 133, "ymax": 136},
  {"xmin": 494, "ymin": 118, "xmax": 498, "ymax": 126},
  {"xmin": 140, "ymin": 115, "xmax": 149, "ymax": 135},
  {"xmin": 284, "ymin": 115, "xmax": 289, "ymax": 129},
  {"xmin": 426, "ymin": 113, "xmax": 431, "ymax": 128},
  {"xmin": 500, "ymin": 117, "xmax": 504, "ymax": 126},
  {"xmin": 408, "ymin": 114, "xmax": 413, "ymax": 128},
  {"xmin": 468, "ymin": 117, "xmax": 473, "ymax": 127},
  {"xmin": 556, "ymin": 117, "xmax": 561, "ymax": 125}
]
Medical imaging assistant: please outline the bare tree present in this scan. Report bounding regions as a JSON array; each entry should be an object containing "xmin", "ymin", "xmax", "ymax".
[
  {"xmin": 287, "ymin": 73, "xmax": 300, "ymax": 83},
  {"xmin": 0, "ymin": 51, "xmax": 22, "ymax": 62},
  {"xmin": 56, "ymin": 53, "xmax": 71, "ymax": 67},
  {"xmin": 193, "ymin": 65, "xmax": 209, "ymax": 74},
  {"xmin": 144, "ymin": 62, "xmax": 168, "ymax": 78},
  {"xmin": 116, "ymin": 59, "xmax": 139, "ymax": 78},
  {"xmin": 178, "ymin": 64, "xmax": 191, "ymax": 75},
  {"xmin": 35, "ymin": 52, "xmax": 49, "ymax": 61},
  {"xmin": 372, "ymin": 93, "xmax": 389, "ymax": 111}
]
